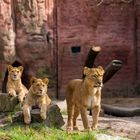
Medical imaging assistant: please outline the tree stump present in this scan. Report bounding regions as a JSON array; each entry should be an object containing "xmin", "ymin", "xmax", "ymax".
[{"xmin": 0, "ymin": 93, "xmax": 18, "ymax": 112}]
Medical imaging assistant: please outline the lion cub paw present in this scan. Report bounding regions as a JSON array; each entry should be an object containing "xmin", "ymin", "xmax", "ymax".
[
  {"xmin": 73, "ymin": 126, "xmax": 79, "ymax": 131},
  {"xmin": 18, "ymin": 96, "xmax": 24, "ymax": 103},
  {"xmin": 9, "ymin": 91, "xmax": 17, "ymax": 97},
  {"xmin": 24, "ymin": 118, "xmax": 31, "ymax": 124},
  {"xmin": 40, "ymin": 114, "xmax": 47, "ymax": 120},
  {"xmin": 66, "ymin": 126, "xmax": 73, "ymax": 132},
  {"xmin": 91, "ymin": 125, "xmax": 98, "ymax": 130},
  {"xmin": 82, "ymin": 127, "xmax": 91, "ymax": 132}
]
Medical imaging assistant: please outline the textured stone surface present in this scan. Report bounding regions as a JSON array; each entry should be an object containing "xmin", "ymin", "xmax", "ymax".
[
  {"xmin": 0, "ymin": 0, "xmax": 56, "ymax": 97},
  {"xmin": 0, "ymin": 0, "xmax": 140, "ymax": 99},
  {"xmin": 57, "ymin": 0, "xmax": 140, "ymax": 98},
  {"xmin": 0, "ymin": 93, "xmax": 18, "ymax": 112},
  {"xmin": 13, "ymin": 103, "xmax": 64, "ymax": 128},
  {"xmin": 0, "ymin": 0, "xmax": 16, "ymax": 63},
  {"xmin": 0, "ymin": 103, "xmax": 64, "ymax": 128}
]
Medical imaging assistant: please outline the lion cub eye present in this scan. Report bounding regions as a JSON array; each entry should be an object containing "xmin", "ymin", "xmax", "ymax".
[
  {"xmin": 36, "ymin": 84, "xmax": 40, "ymax": 86},
  {"xmin": 91, "ymin": 75, "xmax": 97, "ymax": 79},
  {"xmin": 42, "ymin": 84, "xmax": 45, "ymax": 87}
]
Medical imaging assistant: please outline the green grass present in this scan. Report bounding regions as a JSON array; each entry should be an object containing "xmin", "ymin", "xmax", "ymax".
[
  {"xmin": 0, "ymin": 123, "xmax": 97, "ymax": 140},
  {"xmin": 0, "ymin": 123, "xmax": 131, "ymax": 140}
]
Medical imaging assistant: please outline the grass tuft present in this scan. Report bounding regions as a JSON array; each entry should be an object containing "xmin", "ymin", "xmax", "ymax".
[
  {"xmin": 0, "ymin": 123, "xmax": 97, "ymax": 140},
  {"xmin": 0, "ymin": 123, "xmax": 131, "ymax": 140}
]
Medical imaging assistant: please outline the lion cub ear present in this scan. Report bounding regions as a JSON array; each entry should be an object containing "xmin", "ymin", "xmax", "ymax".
[
  {"xmin": 98, "ymin": 66, "xmax": 104, "ymax": 73},
  {"xmin": 83, "ymin": 67, "xmax": 91, "ymax": 75},
  {"xmin": 8, "ymin": 65, "xmax": 13, "ymax": 72},
  {"xmin": 30, "ymin": 77, "xmax": 37, "ymax": 85},
  {"xmin": 42, "ymin": 78, "xmax": 49, "ymax": 85},
  {"xmin": 18, "ymin": 66, "xmax": 24, "ymax": 73}
]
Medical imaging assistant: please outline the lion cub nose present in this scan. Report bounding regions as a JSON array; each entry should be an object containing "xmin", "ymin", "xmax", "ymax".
[
  {"xmin": 97, "ymin": 81, "xmax": 102, "ymax": 85},
  {"xmin": 39, "ymin": 89, "xmax": 43, "ymax": 92}
]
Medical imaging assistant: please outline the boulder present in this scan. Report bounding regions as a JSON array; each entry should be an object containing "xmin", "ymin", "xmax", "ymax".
[
  {"xmin": 13, "ymin": 103, "xmax": 65, "ymax": 128},
  {"xmin": 0, "ymin": 93, "xmax": 18, "ymax": 112}
]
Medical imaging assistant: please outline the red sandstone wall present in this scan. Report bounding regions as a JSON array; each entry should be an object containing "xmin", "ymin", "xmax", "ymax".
[
  {"xmin": 0, "ymin": 0, "xmax": 15, "ymax": 89},
  {"xmin": 0, "ymin": 0, "xmax": 57, "ymax": 97},
  {"xmin": 57, "ymin": 0, "xmax": 138, "ymax": 98},
  {"xmin": 0, "ymin": 0, "xmax": 140, "ymax": 99},
  {"xmin": 137, "ymin": 2, "xmax": 140, "ymax": 79}
]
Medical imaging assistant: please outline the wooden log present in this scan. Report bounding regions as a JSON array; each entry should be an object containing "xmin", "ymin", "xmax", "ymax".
[
  {"xmin": 103, "ymin": 60, "xmax": 123, "ymax": 84},
  {"xmin": 83, "ymin": 46, "xmax": 101, "ymax": 78},
  {"xmin": 102, "ymin": 103, "xmax": 140, "ymax": 117}
]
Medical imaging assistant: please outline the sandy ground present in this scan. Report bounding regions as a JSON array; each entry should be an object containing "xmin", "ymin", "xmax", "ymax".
[{"xmin": 55, "ymin": 100, "xmax": 140, "ymax": 140}]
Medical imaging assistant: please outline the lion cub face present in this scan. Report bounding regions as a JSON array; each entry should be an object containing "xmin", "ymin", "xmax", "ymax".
[
  {"xmin": 8, "ymin": 65, "xmax": 23, "ymax": 81},
  {"xmin": 84, "ymin": 66, "xmax": 104, "ymax": 87},
  {"xmin": 30, "ymin": 77, "xmax": 49, "ymax": 96}
]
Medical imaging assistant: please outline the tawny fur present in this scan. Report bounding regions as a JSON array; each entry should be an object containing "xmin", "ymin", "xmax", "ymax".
[
  {"xmin": 6, "ymin": 65, "xmax": 28, "ymax": 102},
  {"xmin": 66, "ymin": 66, "xmax": 104, "ymax": 131},
  {"xmin": 23, "ymin": 77, "xmax": 51, "ymax": 124}
]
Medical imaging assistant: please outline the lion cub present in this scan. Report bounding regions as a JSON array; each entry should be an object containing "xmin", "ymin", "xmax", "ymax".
[
  {"xmin": 23, "ymin": 77, "xmax": 51, "ymax": 124},
  {"xmin": 7, "ymin": 65, "xmax": 28, "ymax": 102},
  {"xmin": 66, "ymin": 66, "xmax": 104, "ymax": 131}
]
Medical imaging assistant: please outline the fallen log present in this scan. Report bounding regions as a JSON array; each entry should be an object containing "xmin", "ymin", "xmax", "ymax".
[{"xmin": 102, "ymin": 103, "xmax": 140, "ymax": 117}]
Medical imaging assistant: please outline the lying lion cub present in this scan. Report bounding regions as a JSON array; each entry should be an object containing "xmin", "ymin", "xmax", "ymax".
[
  {"xmin": 66, "ymin": 66, "xmax": 104, "ymax": 131},
  {"xmin": 23, "ymin": 77, "xmax": 51, "ymax": 124},
  {"xmin": 7, "ymin": 65, "xmax": 28, "ymax": 102}
]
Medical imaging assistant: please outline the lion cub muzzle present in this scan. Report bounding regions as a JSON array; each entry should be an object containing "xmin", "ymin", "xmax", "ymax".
[
  {"xmin": 32, "ymin": 80, "xmax": 47, "ymax": 96},
  {"xmin": 8, "ymin": 67, "xmax": 22, "ymax": 81}
]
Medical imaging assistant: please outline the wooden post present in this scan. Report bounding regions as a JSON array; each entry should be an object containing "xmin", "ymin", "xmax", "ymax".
[
  {"xmin": 83, "ymin": 46, "xmax": 101, "ymax": 78},
  {"xmin": 103, "ymin": 60, "xmax": 123, "ymax": 84}
]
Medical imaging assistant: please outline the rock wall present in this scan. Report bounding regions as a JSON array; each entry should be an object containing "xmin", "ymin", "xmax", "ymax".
[
  {"xmin": 0, "ymin": 0, "xmax": 16, "ymax": 62},
  {"xmin": 57, "ymin": 0, "xmax": 140, "ymax": 98},
  {"xmin": 0, "ymin": 0, "xmax": 56, "ymax": 97},
  {"xmin": 0, "ymin": 0, "xmax": 140, "ymax": 98}
]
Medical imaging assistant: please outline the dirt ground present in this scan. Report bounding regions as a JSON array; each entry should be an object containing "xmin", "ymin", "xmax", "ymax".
[{"xmin": 56, "ymin": 99, "xmax": 140, "ymax": 140}]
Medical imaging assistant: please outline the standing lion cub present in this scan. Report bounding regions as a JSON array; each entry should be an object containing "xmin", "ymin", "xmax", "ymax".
[
  {"xmin": 7, "ymin": 65, "xmax": 28, "ymax": 102},
  {"xmin": 23, "ymin": 77, "xmax": 51, "ymax": 124},
  {"xmin": 66, "ymin": 66, "xmax": 104, "ymax": 131}
]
